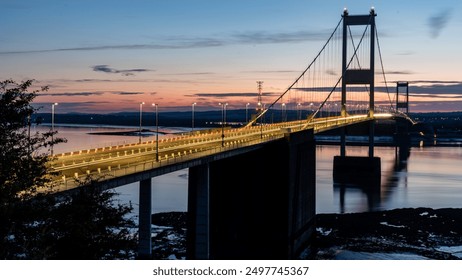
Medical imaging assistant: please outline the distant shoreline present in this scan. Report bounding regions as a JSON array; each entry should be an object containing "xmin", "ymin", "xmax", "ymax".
[{"xmin": 87, "ymin": 129, "xmax": 169, "ymax": 136}]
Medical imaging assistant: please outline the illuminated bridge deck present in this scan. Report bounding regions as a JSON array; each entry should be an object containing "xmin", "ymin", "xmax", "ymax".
[{"xmin": 48, "ymin": 113, "xmax": 394, "ymax": 192}]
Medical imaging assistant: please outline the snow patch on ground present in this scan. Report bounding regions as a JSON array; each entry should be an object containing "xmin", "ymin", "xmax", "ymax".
[
  {"xmin": 332, "ymin": 250, "xmax": 429, "ymax": 260},
  {"xmin": 436, "ymin": 245, "xmax": 462, "ymax": 258},
  {"xmin": 380, "ymin": 222, "xmax": 406, "ymax": 228},
  {"xmin": 316, "ymin": 227, "xmax": 332, "ymax": 236}
]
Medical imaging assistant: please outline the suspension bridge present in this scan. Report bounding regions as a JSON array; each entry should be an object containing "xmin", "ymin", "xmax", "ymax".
[{"xmin": 47, "ymin": 8, "xmax": 414, "ymax": 259}]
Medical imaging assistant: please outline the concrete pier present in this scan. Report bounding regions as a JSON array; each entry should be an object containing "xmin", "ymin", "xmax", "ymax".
[
  {"xmin": 187, "ymin": 129, "xmax": 316, "ymax": 259},
  {"xmin": 138, "ymin": 178, "xmax": 152, "ymax": 259},
  {"xmin": 333, "ymin": 156, "xmax": 381, "ymax": 187},
  {"xmin": 187, "ymin": 164, "xmax": 210, "ymax": 259}
]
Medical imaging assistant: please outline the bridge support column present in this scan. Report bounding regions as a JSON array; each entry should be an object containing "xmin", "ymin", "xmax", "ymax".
[
  {"xmin": 369, "ymin": 120, "xmax": 375, "ymax": 158},
  {"xmin": 334, "ymin": 120, "xmax": 381, "ymax": 188},
  {"xmin": 138, "ymin": 178, "xmax": 152, "ymax": 259},
  {"xmin": 187, "ymin": 164, "xmax": 210, "ymax": 259},
  {"xmin": 333, "ymin": 156, "xmax": 381, "ymax": 188},
  {"xmin": 203, "ymin": 129, "xmax": 316, "ymax": 259}
]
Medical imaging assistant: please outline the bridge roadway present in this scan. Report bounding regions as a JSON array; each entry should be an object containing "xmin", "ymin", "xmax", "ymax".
[{"xmin": 48, "ymin": 113, "xmax": 392, "ymax": 192}]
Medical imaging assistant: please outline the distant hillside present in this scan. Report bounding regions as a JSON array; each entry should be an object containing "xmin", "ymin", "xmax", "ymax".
[
  {"xmin": 32, "ymin": 111, "xmax": 462, "ymax": 137},
  {"xmin": 32, "ymin": 109, "xmax": 302, "ymax": 128}
]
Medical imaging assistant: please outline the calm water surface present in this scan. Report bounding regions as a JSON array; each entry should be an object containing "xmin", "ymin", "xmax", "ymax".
[{"xmin": 45, "ymin": 125, "xmax": 462, "ymax": 216}]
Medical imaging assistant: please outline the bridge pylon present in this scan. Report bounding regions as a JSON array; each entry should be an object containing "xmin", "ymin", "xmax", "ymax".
[
  {"xmin": 396, "ymin": 81, "xmax": 409, "ymax": 114},
  {"xmin": 341, "ymin": 7, "xmax": 376, "ymax": 118}
]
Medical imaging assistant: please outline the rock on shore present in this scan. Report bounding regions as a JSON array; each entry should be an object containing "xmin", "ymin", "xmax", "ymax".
[
  {"xmin": 150, "ymin": 208, "xmax": 462, "ymax": 260},
  {"xmin": 314, "ymin": 207, "xmax": 462, "ymax": 260}
]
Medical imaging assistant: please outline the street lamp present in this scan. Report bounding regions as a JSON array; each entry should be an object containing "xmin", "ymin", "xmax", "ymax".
[
  {"xmin": 192, "ymin": 102, "xmax": 196, "ymax": 131},
  {"xmin": 152, "ymin": 103, "xmax": 159, "ymax": 162},
  {"xmin": 297, "ymin": 103, "xmax": 302, "ymax": 128},
  {"xmin": 245, "ymin": 102, "xmax": 250, "ymax": 123},
  {"xmin": 281, "ymin": 103, "xmax": 286, "ymax": 122},
  {"xmin": 51, "ymin": 102, "xmax": 58, "ymax": 156},
  {"xmin": 219, "ymin": 102, "xmax": 228, "ymax": 147},
  {"xmin": 139, "ymin": 102, "xmax": 145, "ymax": 144},
  {"xmin": 297, "ymin": 103, "xmax": 302, "ymax": 120}
]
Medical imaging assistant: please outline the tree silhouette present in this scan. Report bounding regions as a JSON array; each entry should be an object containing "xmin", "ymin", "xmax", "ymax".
[{"xmin": 0, "ymin": 79, "xmax": 137, "ymax": 259}]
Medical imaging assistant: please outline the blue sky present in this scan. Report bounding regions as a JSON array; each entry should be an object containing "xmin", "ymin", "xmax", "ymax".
[{"xmin": 1, "ymin": 0, "xmax": 461, "ymax": 113}]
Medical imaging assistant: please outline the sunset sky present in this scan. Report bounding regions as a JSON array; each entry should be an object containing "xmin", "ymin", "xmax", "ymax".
[{"xmin": 1, "ymin": 0, "xmax": 461, "ymax": 113}]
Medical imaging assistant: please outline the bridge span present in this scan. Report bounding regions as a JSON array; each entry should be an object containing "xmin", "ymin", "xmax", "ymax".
[
  {"xmin": 44, "ymin": 8, "xmax": 416, "ymax": 259},
  {"xmin": 47, "ymin": 113, "xmax": 409, "ymax": 259},
  {"xmin": 50, "ymin": 114, "xmax": 394, "ymax": 192}
]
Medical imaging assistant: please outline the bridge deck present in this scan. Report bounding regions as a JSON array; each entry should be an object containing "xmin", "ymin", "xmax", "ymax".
[{"xmin": 47, "ymin": 113, "xmax": 394, "ymax": 192}]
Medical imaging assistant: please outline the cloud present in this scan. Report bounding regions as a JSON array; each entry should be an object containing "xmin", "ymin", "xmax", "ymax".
[
  {"xmin": 193, "ymin": 92, "xmax": 257, "ymax": 98},
  {"xmin": 233, "ymin": 30, "xmax": 330, "ymax": 44},
  {"xmin": 33, "ymin": 101, "xmax": 112, "ymax": 113},
  {"xmin": 74, "ymin": 78, "xmax": 113, "ymax": 83},
  {"xmin": 428, "ymin": 9, "xmax": 452, "ymax": 38},
  {"xmin": 385, "ymin": 70, "xmax": 414, "ymax": 75},
  {"xmin": 407, "ymin": 80, "xmax": 462, "ymax": 84},
  {"xmin": 114, "ymin": 91, "xmax": 144, "ymax": 95},
  {"xmin": 326, "ymin": 69, "xmax": 337, "ymax": 76},
  {"xmin": 395, "ymin": 51, "xmax": 415, "ymax": 56},
  {"xmin": 39, "ymin": 92, "xmax": 105, "ymax": 97},
  {"xmin": 193, "ymin": 92, "xmax": 279, "ymax": 98},
  {"xmin": 0, "ymin": 29, "xmax": 334, "ymax": 55},
  {"xmin": 92, "ymin": 65, "xmax": 152, "ymax": 76},
  {"xmin": 408, "ymin": 100, "xmax": 462, "ymax": 112},
  {"xmin": 410, "ymin": 83, "xmax": 462, "ymax": 95},
  {"xmin": 0, "ymin": 41, "xmax": 225, "ymax": 55},
  {"xmin": 409, "ymin": 94, "xmax": 462, "ymax": 99},
  {"xmin": 38, "ymin": 91, "xmax": 145, "ymax": 97}
]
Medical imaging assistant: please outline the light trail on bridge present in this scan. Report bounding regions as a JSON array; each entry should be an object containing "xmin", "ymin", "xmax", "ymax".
[{"xmin": 47, "ymin": 114, "xmax": 398, "ymax": 193}]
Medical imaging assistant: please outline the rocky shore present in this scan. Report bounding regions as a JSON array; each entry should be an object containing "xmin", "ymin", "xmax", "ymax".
[
  {"xmin": 151, "ymin": 208, "xmax": 462, "ymax": 260},
  {"xmin": 315, "ymin": 208, "xmax": 462, "ymax": 260},
  {"xmin": 151, "ymin": 212, "xmax": 187, "ymax": 259}
]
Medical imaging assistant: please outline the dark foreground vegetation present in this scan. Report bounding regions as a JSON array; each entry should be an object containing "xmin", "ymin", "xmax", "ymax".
[{"xmin": 1, "ymin": 80, "xmax": 137, "ymax": 259}]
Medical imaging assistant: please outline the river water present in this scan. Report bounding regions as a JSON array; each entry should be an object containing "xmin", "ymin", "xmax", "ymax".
[{"xmin": 40, "ymin": 125, "xmax": 462, "ymax": 217}]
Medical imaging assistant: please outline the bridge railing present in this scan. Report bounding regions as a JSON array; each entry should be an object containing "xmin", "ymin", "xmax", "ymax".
[
  {"xmin": 50, "ymin": 128, "xmax": 285, "ymax": 193},
  {"xmin": 48, "ymin": 114, "xmax": 379, "ymax": 193}
]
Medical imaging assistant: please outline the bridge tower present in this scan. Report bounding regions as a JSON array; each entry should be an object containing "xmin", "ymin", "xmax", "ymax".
[
  {"xmin": 335, "ymin": 8, "xmax": 381, "ymax": 189},
  {"xmin": 341, "ymin": 7, "xmax": 376, "ymax": 118},
  {"xmin": 396, "ymin": 81, "xmax": 409, "ymax": 114},
  {"xmin": 256, "ymin": 81, "xmax": 264, "ymax": 112},
  {"xmin": 395, "ymin": 81, "xmax": 412, "ymax": 148}
]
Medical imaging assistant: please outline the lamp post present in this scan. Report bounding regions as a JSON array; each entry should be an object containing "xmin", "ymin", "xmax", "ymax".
[
  {"xmin": 297, "ymin": 103, "xmax": 302, "ymax": 120},
  {"xmin": 245, "ymin": 102, "xmax": 250, "ymax": 123},
  {"xmin": 51, "ymin": 102, "xmax": 58, "ymax": 156},
  {"xmin": 281, "ymin": 103, "xmax": 286, "ymax": 122},
  {"xmin": 192, "ymin": 102, "xmax": 196, "ymax": 131},
  {"xmin": 219, "ymin": 102, "xmax": 228, "ymax": 147},
  {"xmin": 297, "ymin": 103, "xmax": 302, "ymax": 129},
  {"xmin": 139, "ymin": 102, "xmax": 145, "ymax": 144},
  {"xmin": 152, "ymin": 103, "xmax": 159, "ymax": 161}
]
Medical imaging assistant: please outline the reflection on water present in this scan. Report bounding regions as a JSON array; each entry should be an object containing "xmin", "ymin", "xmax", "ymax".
[
  {"xmin": 317, "ymin": 145, "xmax": 462, "ymax": 213},
  {"xmin": 46, "ymin": 125, "xmax": 462, "ymax": 215}
]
